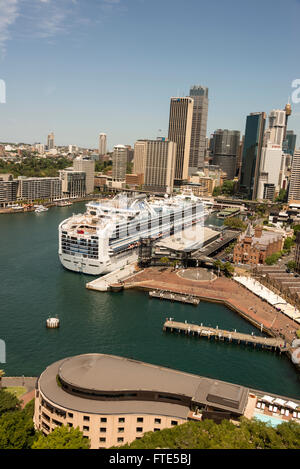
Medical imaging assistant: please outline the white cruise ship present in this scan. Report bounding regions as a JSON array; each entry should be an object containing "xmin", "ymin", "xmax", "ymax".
[{"xmin": 58, "ymin": 192, "xmax": 207, "ymax": 275}]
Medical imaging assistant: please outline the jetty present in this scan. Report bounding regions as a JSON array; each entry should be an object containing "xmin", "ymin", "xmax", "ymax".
[
  {"xmin": 163, "ymin": 320, "xmax": 286, "ymax": 353},
  {"xmin": 86, "ymin": 262, "xmax": 140, "ymax": 292},
  {"xmin": 149, "ymin": 290, "xmax": 200, "ymax": 305}
]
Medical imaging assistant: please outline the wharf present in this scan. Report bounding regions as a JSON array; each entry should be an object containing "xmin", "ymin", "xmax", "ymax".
[
  {"xmin": 163, "ymin": 320, "xmax": 287, "ymax": 352},
  {"xmin": 149, "ymin": 290, "xmax": 200, "ymax": 305},
  {"xmin": 86, "ymin": 262, "xmax": 140, "ymax": 292}
]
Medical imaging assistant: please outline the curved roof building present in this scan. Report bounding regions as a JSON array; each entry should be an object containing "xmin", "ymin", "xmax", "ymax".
[{"xmin": 34, "ymin": 353, "xmax": 249, "ymax": 448}]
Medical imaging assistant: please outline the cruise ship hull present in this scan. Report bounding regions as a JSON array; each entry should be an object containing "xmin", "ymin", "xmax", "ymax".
[{"xmin": 59, "ymin": 250, "xmax": 139, "ymax": 276}]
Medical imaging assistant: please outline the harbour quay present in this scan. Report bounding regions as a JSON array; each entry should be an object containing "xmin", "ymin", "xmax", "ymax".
[
  {"xmin": 163, "ymin": 320, "xmax": 286, "ymax": 353},
  {"xmin": 149, "ymin": 290, "xmax": 200, "ymax": 305},
  {"xmin": 122, "ymin": 267, "xmax": 300, "ymax": 345}
]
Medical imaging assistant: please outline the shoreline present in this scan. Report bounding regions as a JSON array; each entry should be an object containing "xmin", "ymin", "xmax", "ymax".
[
  {"xmin": 0, "ymin": 195, "xmax": 102, "ymax": 214},
  {"xmin": 120, "ymin": 267, "xmax": 300, "ymax": 374}
]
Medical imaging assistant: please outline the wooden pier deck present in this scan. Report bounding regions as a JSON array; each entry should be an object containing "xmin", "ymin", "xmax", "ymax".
[
  {"xmin": 149, "ymin": 290, "xmax": 200, "ymax": 305},
  {"xmin": 163, "ymin": 320, "xmax": 286, "ymax": 352}
]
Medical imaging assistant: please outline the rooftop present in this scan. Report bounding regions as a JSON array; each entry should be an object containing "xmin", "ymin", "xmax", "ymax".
[{"xmin": 38, "ymin": 353, "xmax": 249, "ymax": 416}]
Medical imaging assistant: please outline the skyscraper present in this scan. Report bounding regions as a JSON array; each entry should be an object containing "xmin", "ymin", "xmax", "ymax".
[
  {"xmin": 288, "ymin": 149, "xmax": 300, "ymax": 202},
  {"xmin": 47, "ymin": 132, "xmax": 55, "ymax": 150},
  {"xmin": 239, "ymin": 112, "xmax": 266, "ymax": 200},
  {"xmin": 112, "ymin": 145, "xmax": 128, "ymax": 182},
  {"xmin": 256, "ymin": 109, "xmax": 287, "ymax": 201},
  {"xmin": 99, "ymin": 133, "xmax": 107, "ymax": 156},
  {"xmin": 168, "ymin": 97, "xmax": 193, "ymax": 185},
  {"xmin": 188, "ymin": 85, "xmax": 209, "ymax": 173},
  {"xmin": 133, "ymin": 140, "xmax": 148, "ymax": 176},
  {"xmin": 283, "ymin": 130, "xmax": 297, "ymax": 157},
  {"xmin": 141, "ymin": 139, "xmax": 176, "ymax": 194},
  {"xmin": 210, "ymin": 129, "xmax": 240, "ymax": 180}
]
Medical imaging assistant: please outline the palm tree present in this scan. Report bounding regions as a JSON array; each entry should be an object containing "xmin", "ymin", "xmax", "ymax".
[{"xmin": 0, "ymin": 369, "xmax": 5, "ymax": 389}]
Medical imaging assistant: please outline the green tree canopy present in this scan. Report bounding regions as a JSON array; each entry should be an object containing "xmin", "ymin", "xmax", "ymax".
[
  {"xmin": 286, "ymin": 260, "xmax": 296, "ymax": 271},
  {"xmin": 223, "ymin": 217, "xmax": 247, "ymax": 231},
  {"xmin": 32, "ymin": 425, "xmax": 90, "ymax": 449},
  {"xmin": 283, "ymin": 237, "xmax": 295, "ymax": 252},
  {"xmin": 115, "ymin": 418, "xmax": 300, "ymax": 450},
  {"xmin": 0, "ymin": 389, "xmax": 20, "ymax": 416},
  {"xmin": 0, "ymin": 410, "xmax": 37, "ymax": 449}
]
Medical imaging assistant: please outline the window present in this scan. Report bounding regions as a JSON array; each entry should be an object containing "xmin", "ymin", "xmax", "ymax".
[
  {"xmin": 118, "ymin": 427, "xmax": 124, "ymax": 433},
  {"xmin": 117, "ymin": 438, "xmax": 124, "ymax": 443},
  {"xmin": 100, "ymin": 428, "xmax": 106, "ymax": 433},
  {"xmin": 68, "ymin": 412, "xmax": 73, "ymax": 418},
  {"xmin": 67, "ymin": 423, "xmax": 73, "ymax": 427},
  {"xmin": 171, "ymin": 421, "xmax": 178, "ymax": 426},
  {"xmin": 83, "ymin": 426, "xmax": 89, "ymax": 431},
  {"xmin": 100, "ymin": 417, "xmax": 107, "ymax": 423},
  {"xmin": 83, "ymin": 416, "xmax": 90, "ymax": 422},
  {"xmin": 136, "ymin": 427, "xmax": 143, "ymax": 433},
  {"xmin": 99, "ymin": 437, "xmax": 106, "ymax": 442},
  {"xmin": 154, "ymin": 428, "xmax": 160, "ymax": 432},
  {"xmin": 154, "ymin": 418, "xmax": 161, "ymax": 424},
  {"xmin": 137, "ymin": 417, "xmax": 143, "ymax": 423},
  {"xmin": 118, "ymin": 417, "xmax": 125, "ymax": 423}
]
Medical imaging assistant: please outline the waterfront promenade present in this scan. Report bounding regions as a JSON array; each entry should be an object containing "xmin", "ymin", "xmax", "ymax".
[{"xmin": 123, "ymin": 267, "xmax": 299, "ymax": 345}]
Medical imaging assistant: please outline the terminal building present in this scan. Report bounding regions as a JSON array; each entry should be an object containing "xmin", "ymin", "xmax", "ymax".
[{"xmin": 34, "ymin": 353, "xmax": 250, "ymax": 449}]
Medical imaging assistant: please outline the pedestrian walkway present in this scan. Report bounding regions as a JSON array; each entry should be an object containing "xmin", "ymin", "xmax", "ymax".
[{"xmin": 234, "ymin": 276, "xmax": 300, "ymax": 324}]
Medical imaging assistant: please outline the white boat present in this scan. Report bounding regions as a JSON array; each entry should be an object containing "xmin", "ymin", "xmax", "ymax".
[
  {"xmin": 58, "ymin": 192, "xmax": 208, "ymax": 276},
  {"xmin": 35, "ymin": 205, "xmax": 49, "ymax": 213},
  {"xmin": 56, "ymin": 201, "xmax": 72, "ymax": 207}
]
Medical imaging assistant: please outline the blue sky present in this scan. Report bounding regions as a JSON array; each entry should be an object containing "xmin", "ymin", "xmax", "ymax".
[{"xmin": 0, "ymin": 0, "xmax": 299, "ymax": 149}]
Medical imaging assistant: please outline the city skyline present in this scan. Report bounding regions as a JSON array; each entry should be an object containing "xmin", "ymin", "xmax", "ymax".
[{"xmin": 0, "ymin": 0, "xmax": 299, "ymax": 148}]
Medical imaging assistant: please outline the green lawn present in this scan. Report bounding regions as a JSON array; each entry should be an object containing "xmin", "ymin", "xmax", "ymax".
[{"xmin": 4, "ymin": 386, "xmax": 27, "ymax": 399}]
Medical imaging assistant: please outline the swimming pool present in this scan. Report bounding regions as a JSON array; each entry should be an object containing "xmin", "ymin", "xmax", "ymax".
[{"xmin": 253, "ymin": 412, "xmax": 284, "ymax": 427}]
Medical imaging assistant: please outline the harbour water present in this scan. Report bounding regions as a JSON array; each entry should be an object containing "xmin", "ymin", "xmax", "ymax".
[{"xmin": 0, "ymin": 203, "xmax": 299, "ymax": 398}]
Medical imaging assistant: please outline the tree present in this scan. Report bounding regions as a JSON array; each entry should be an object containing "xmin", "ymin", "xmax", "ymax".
[
  {"xmin": 275, "ymin": 189, "xmax": 287, "ymax": 203},
  {"xmin": 160, "ymin": 257, "xmax": 170, "ymax": 266},
  {"xmin": 223, "ymin": 262, "xmax": 234, "ymax": 277},
  {"xmin": 114, "ymin": 418, "xmax": 300, "ymax": 450},
  {"xmin": 286, "ymin": 260, "xmax": 296, "ymax": 272},
  {"xmin": 292, "ymin": 224, "xmax": 300, "ymax": 235},
  {"xmin": 32, "ymin": 425, "xmax": 90, "ymax": 449},
  {"xmin": 0, "ymin": 410, "xmax": 36, "ymax": 449},
  {"xmin": 0, "ymin": 370, "xmax": 5, "ymax": 389},
  {"xmin": 0, "ymin": 389, "xmax": 20, "ymax": 416},
  {"xmin": 265, "ymin": 252, "xmax": 281, "ymax": 265},
  {"xmin": 221, "ymin": 180, "xmax": 235, "ymax": 196},
  {"xmin": 283, "ymin": 237, "xmax": 295, "ymax": 252},
  {"xmin": 224, "ymin": 217, "xmax": 247, "ymax": 231}
]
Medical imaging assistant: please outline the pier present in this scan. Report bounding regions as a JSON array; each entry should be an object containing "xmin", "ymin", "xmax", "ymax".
[
  {"xmin": 163, "ymin": 320, "xmax": 286, "ymax": 352},
  {"xmin": 149, "ymin": 290, "xmax": 200, "ymax": 305}
]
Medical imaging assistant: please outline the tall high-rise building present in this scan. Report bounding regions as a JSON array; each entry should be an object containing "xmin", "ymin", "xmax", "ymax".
[
  {"xmin": 112, "ymin": 145, "xmax": 128, "ymax": 182},
  {"xmin": 288, "ymin": 149, "xmax": 300, "ymax": 202},
  {"xmin": 210, "ymin": 129, "xmax": 240, "ymax": 180},
  {"xmin": 73, "ymin": 157, "xmax": 95, "ymax": 195},
  {"xmin": 140, "ymin": 139, "xmax": 177, "ymax": 194},
  {"xmin": 99, "ymin": 133, "xmax": 107, "ymax": 156},
  {"xmin": 168, "ymin": 97, "xmax": 193, "ymax": 185},
  {"xmin": 283, "ymin": 130, "xmax": 297, "ymax": 157},
  {"xmin": 256, "ymin": 108, "xmax": 287, "ymax": 201},
  {"xmin": 239, "ymin": 112, "xmax": 266, "ymax": 200},
  {"xmin": 133, "ymin": 140, "xmax": 148, "ymax": 176},
  {"xmin": 47, "ymin": 132, "xmax": 55, "ymax": 150},
  {"xmin": 188, "ymin": 85, "xmax": 209, "ymax": 173}
]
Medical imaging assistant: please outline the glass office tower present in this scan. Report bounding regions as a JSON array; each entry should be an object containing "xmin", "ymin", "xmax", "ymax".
[{"xmin": 239, "ymin": 112, "xmax": 266, "ymax": 200}]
